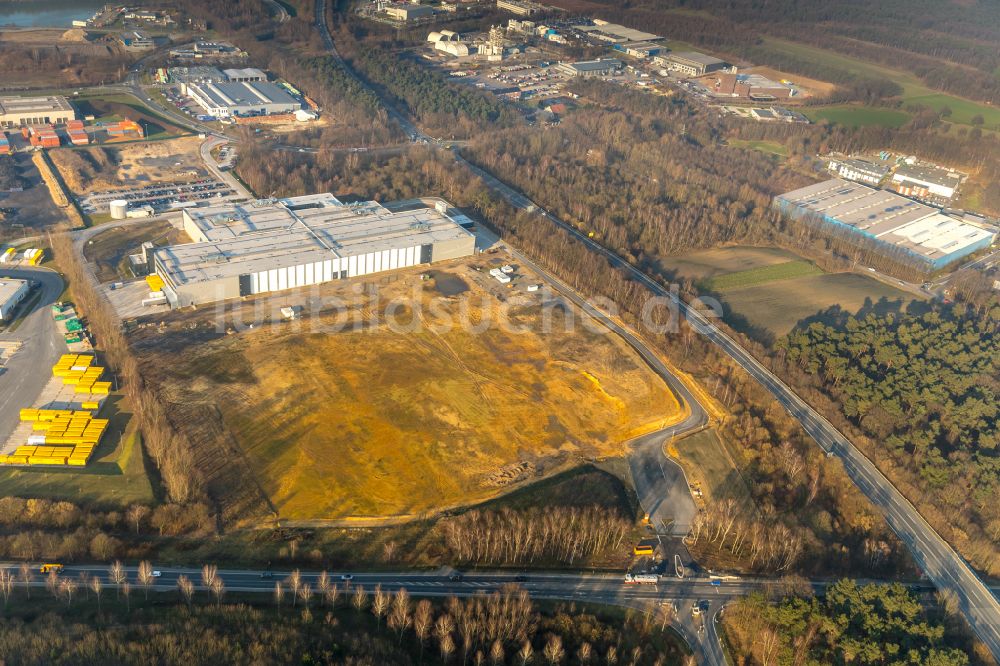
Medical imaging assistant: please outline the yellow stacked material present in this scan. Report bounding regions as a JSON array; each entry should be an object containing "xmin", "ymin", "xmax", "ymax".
[
  {"xmin": 146, "ymin": 274, "xmax": 164, "ymax": 292},
  {"xmin": 5, "ymin": 456, "xmax": 28, "ymax": 465},
  {"xmin": 15, "ymin": 446, "xmax": 37, "ymax": 457},
  {"xmin": 19, "ymin": 408, "xmax": 39, "ymax": 421},
  {"xmin": 0, "ymin": 455, "xmax": 7, "ymax": 464},
  {"xmin": 32, "ymin": 422, "xmax": 52, "ymax": 431},
  {"xmin": 28, "ymin": 456, "xmax": 67, "ymax": 465},
  {"xmin": 81, "ymin": 401, "xmax": 100, "ymax": 411},
  {"xmin": 73, "ymin": 410, "xmax": 92, "ymax": 417},
  {"xmin": 91, "ymin": 382, "xmax": 111, "ymax": 395}
]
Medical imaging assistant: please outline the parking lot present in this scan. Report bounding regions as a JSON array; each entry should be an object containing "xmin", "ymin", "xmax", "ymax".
[{"xmin": 80, "ymin": 178, "xmax": 236, "ymax": 214}]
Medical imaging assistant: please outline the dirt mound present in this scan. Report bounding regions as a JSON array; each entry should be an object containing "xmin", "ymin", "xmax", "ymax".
[{"xmin": 60, "ymin": 28, "xmax": 90, "ymax": 42}]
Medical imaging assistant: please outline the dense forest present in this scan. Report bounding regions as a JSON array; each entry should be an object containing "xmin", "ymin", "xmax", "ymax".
[
  {"xmin": 778, "ymin": 303, "xmax": 1000, "ymax": 568},
  {"xmin": 725, "ymin": 581, "xmax": 976, "ymax": 665}
]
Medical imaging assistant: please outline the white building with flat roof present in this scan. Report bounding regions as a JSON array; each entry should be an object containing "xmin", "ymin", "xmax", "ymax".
[
  {"xmin": 152, "ymin": 194, "xmax": 477, "ymax": 306},
  {"xmin": 0, "ymin": 96, "xmax": 75, "ymax": 128},
  {"xmin": 0, "ymin": 278, "xmax": 29, "ymax": 320},
  {"xmin": 184, "ymin": 81, "xmax": 299, "ymax": 118},
  {"xmin": 775, "ymin": 178, "xmax": 995, "ymax": 270}
]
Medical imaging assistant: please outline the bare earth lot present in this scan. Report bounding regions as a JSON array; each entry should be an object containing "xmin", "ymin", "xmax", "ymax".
[
  {"xmin": 50, "ymin": 137, "xmax": 209, "ymax": 195},
  {"xmin": 136, "ymin": 260, "xmax": 681, "ymax": 523}
]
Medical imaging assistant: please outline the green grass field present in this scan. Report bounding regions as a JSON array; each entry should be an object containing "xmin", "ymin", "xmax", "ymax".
[
  {"xmin": 704, "ymin": 260, "xmax": 823, "ymax": 291},
  {"xmin": 728, "ymin": 139, "xmax": 789, "ymax": 158},
  {"xmin": 673, "ymin": 429, "xmax": 754, "ymax": 512},
  {"xmin": 803, "ymin": 106, "xmax": 911, "ymax": 129}
]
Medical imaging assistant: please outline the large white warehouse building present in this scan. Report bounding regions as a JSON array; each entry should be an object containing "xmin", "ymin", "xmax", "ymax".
[{"xmin": 152, "ymin": 194, "xmax": 477, "ymax": 307}]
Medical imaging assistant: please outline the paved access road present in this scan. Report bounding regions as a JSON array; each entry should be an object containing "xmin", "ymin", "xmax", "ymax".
[{"xmin": 0, "ymin": 268, "xmax": 66, "ymax": 445}]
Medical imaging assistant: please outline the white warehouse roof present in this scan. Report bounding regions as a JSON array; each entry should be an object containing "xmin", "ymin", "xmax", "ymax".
[
  {"xmin": 157, "ymin": 194, "xmax": 475, "ymax": 286},
  {"xmin": 777, "ymin": 178, "xmax": 995, "ymax": 263}
]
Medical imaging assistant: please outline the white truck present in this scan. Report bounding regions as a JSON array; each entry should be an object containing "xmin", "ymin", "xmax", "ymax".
[{"xmin": 624, "ymin": 573, "xmax": 660, "ymax": 585}]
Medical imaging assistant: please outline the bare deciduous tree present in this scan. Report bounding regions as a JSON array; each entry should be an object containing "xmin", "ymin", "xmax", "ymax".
[
  {"xmin": 202, "ymin": 565, "xmax": 218, "ymax": 603},
  {"xmin": 127, "ymin": 504, "xmax": 150, "ymax": 534},
  {"xmin": 91, "ymin": 576, "xmax": 103, "ymax": 612},
  {"xmin": 352, "ymin": 584, "xmax": 367, "ymax": 612},
  {"xmin": 544, "ymin": 635, "xmax": 564, "ymax": 665},
  {"xmin": 0, "ymin": 569, "xmax": 13, "ymax": 608},
  {"xmin": 58, "ymin": 579, "xmax": 77, "ymax": 607},
  {"xmin": 109, "ymin": 561, "xmax": 126, "ymax": 599},
  {"xmin": 316, "ymin": 571, "xmax": 330, "ymax": 606},
  {"xmin": 137, "ymin": 560, "xmax": 154, "ymax": 600},
  {"xmin": 18, "ymin": 564, "xmax": 32, "ymax": 601},
  {"xmin": 490, "ymin": 640, "xmax": 504, "ymax": 666},
  {"xmin": 371, "ymin": 584, "xmax": 390, "ymax": 628},
  {"xmin": 122, "ymin": 580, "xmax": 131, "ymax": 613},
  {"xmin": 518, "ymin": 640, "xmax": 534, "ymax": 666},
  {"xmin": 439, "ymin": 633, "xmax": 455, "ymax": 663},
  {"xmin": 177, "ymin": 575, "xmax": 194, "ymax": 608},
  {"xmin": 389, "ymin": 587, "xmax": 411, "ymax": 642},
  {"xmin": 325, "ymin": 582, "xmax": 340, "ymax": 609},
  {"xmin": 414, "ymin": 599, "xmax": 433, "ymax": 660},
  {"xmin": 297, "ymin": 582, "xmax": 312, "ymax": 609},
  {"xmin": 210, "ymin": 577, "xmax": 225, "ymax": 607},
  {"xmin": 287, "ymin": 569, "xmax": 302, "ymax": 607},
  {"xmin": 274, "ymin": 581, "xmax": 285, "ymax": 607}
]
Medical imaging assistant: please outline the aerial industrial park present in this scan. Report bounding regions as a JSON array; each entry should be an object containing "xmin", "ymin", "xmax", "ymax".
[{"xmin": 0, "ymin": 0, "xmax": 996, "ymax": 664}]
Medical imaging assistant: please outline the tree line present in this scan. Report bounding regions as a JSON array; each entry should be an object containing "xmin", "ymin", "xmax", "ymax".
[
  {"xmin": 0, "ymin": 564, "xmax": 688, "ymax": 665},
  {"xmin": 440, "ymin": 506, "xmax": 630, "ymax": 566}
]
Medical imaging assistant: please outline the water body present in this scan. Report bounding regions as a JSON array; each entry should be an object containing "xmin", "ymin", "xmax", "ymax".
[{"xmin": 0, "ymin": 1, "xmax": 105, "ymax": 28}]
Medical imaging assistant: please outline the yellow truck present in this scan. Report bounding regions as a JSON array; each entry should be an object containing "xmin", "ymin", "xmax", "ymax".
[{"xmin": 39, "ymin": 563, "xmax": 63, "ymax": 574}]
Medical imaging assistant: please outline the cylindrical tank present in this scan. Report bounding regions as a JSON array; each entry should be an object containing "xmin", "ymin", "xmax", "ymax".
[{"xmin": 109, "ymin": 200, "xmax": 129, "ymax": 219}]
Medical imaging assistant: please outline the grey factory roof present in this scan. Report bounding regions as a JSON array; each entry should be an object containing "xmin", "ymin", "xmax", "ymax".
[
  {"xmin": 0, "ymin": 279, "xmax": 27, "ymax": 305},
  {"xmin": 223, "ymin": 67, "xmax": 267, "ymax": 80},
  {"xmin": 777, "ymin": 178, "xmax": 995, "ymax": 261},
  {"xmin": 187, "ymin": 81, "xmax": 297, "ymax": 108},
  {"xmin": 573, "ymin": 22, "xmax": 661, "ymax": 42},
  {"xmin": 0, "ymin": 95, "xmax": 74, "ymax": 115},
  {"xmin": 832, "ymin": 158, "xmax": 891, "ymax": 175},
  {"xmin": 665, "ymin": 51, "xmax": 726, "ymax": 66},
  {"xmin": 892, "ymin": 164, "xmax": 963, "ymax": 188},
  {"xmin": 156, "ymin": 196, "xmax": 474, "ymax": 285},
  {"xmin": 561, "ymin": 58, "xmax": 622, "ymax": 72}
]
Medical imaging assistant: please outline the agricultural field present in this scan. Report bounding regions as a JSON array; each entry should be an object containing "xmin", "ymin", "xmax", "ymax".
[
  {"xmin": 83, "ymin": 220, "xmax": 188, "ymax": 283},
  {"xmin": 721, "ymin": 272, "xmax": 917, "ymax": 341},
  {"xmin": 703, "ymin": 260, "xmax": 822, "ymax": 291},
  {"xmin": 138, "ymin": 261, "xmax": 680, "ymax": 523},
  {"xmin": 661, "ymin": 246, "xmax": 918, "ymax": 342},
  {"xmin": 50, "ymin": 137, "xmax": 208, "ymax": 196},
  {"xmin": 659, "ymin": 246, "xmax": 801, "ymax": 282},
  {"xmin": 803, "ymin": 105, "xmax": 911, "ymax": 129}
]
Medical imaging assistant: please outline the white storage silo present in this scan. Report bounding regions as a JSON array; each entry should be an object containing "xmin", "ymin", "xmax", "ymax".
[{"xmin": 109, "ymin": 200, "xmax": 129, "ymax": 220}]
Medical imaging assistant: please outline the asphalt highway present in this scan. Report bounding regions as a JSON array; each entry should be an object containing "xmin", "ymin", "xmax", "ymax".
[{"xmin": 0, "ymin": 268, "xmax": 66, "ymax": 446}]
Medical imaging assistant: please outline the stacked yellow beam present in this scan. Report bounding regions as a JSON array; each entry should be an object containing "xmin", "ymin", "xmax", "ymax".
[{"xmin": 51, "ymin": 355, "xmax": 111, "ymax": 395}]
